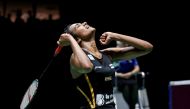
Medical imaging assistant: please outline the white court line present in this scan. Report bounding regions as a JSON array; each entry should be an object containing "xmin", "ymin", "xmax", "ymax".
[{"xmin": 169, "ymin": 80, "xmax": 190, "ymax": 86}]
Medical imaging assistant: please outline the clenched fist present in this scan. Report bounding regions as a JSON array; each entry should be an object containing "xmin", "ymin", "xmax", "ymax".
[
  {"xmin": 99, "ymin": 32, "xmax": 113, "ymax": 45},
  {"xmin": 57, "ymin": 33, "xmax": 73, "ymax": 46}
]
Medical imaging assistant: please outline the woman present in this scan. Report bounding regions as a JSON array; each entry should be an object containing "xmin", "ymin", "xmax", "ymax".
[{"xmin": 57, "ymin": 22, "xmax": 153, "ymax": 109}]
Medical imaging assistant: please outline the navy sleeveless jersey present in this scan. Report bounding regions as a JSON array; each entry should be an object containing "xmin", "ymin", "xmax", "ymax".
[{"xmin": 74, "ymin": 50, "xmax": 116, "ymax": 109}]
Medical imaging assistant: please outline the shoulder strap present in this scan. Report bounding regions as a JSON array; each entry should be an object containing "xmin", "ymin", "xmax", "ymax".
[{"xmin": 82, "ymin": 48, "xmax": 102, "ymax": 67}]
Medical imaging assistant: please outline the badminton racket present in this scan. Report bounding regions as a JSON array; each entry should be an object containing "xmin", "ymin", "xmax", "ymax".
[{"xmin": 20, "ymin": 45, "xmax": 62, "ymax": 109}]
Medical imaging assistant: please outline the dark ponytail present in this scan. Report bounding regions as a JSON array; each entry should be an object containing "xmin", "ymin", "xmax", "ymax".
[{"xmin": 64, "ymin": 24, "xmax": 77, "ymax": 39}]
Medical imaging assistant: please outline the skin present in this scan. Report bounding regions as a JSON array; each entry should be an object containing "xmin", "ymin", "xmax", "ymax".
[{"xmin": 57, "ymin": 22, "xmax": 153, "ymax": 79}]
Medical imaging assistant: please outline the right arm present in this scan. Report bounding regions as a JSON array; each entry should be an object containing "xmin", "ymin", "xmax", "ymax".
[{"xmin": 58, "ymin": 33, "xmax": 93, "ymax": 78}]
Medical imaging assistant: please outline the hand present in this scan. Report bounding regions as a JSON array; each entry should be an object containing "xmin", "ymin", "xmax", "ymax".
[
  {"xmin": 57, "ymin": 33, "xmax": 72, "ymax": 46},
  {"xmin": 115, "ymin": 72, "xmax": 133, "ymax": 79},
  {"xmin": 99, "ymin": 32, "xmax": 113, "ymax": 45}
]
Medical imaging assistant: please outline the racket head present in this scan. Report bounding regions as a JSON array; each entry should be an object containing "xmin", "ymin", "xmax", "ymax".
[{"xmin": 20, "ymin": 79, "xmax": 39, "ymax": 109}]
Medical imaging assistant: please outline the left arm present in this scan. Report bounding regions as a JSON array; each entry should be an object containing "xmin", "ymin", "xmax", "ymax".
[{"xmin": 100, "ymin": 32, "xmax": 153, "ymax": 61}]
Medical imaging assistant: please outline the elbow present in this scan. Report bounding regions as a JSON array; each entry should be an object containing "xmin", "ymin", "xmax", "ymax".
[
  {"xmin": 144, "ymin": 43, "xmax": 153, "ymax": 52},
  {"xmin": 84, "ymin": 64, "xmax": 93, "ymax": 72},
  {"xmin": 80, "ymin": 63, "xmax": 93, "ymax": 73},
  {"xmin": 139, "ymin": 43, "xmax": 153, "ymax": 55},
  {"xmin": 83, "ymin": 61, "xmax": 93, "ymax": 69}
]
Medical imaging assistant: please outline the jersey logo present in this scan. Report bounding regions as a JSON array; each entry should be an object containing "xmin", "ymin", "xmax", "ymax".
[
  {"xmin": 96, "ymin": 94, "xmax": 104, "ymax": 106},
  {"xmin": 109, "ymin": 64, "xmax": 115, "ymax": 69},
  {"xmin": 105, "ymin": 76, "xmax": 112, "ymax": 81},
  {"xmin": 87, "ymin": 54, "xmax": 95, "ymax": 60},
  {"xmin": 96, "ymin": 94, "xmax": 114, "ymax": 106},
  {"xmin": 94, "ymin": 66, "xmax": 102, "ymax": 69}
]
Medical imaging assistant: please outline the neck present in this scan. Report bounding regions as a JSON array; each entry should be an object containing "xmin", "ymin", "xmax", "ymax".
[
  {"xmin": 81, "ymin": 40, "xmax": 99, "ymax": 53},
  {"xmin": 81, "ymin": 40, "xmax": 102, "ymax": 59}
]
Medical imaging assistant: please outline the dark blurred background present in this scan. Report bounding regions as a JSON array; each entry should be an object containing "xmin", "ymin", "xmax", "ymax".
[{"xmin": 0, "ymin": 0, "xmax": 186, "ymax": 109}]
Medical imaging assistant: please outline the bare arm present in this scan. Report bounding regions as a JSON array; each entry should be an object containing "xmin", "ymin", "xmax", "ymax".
[
  {"xmin": 100, "ymin": 32, "xmax": 153, "ymax": 61},
  {"xmin": 129, "ymin": 65, "xmax": 140, "ymax": 75},
  {"xmin": 58, "ymin": 33, "xmax": 93, "ymax": 78}
]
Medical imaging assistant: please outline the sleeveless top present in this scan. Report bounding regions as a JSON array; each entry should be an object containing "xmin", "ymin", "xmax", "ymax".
[{"xmin": 74, "ymin": 49, "xmax": 116, "ymax": 109}]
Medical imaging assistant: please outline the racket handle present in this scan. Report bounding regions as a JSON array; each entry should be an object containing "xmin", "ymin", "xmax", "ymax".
[{"xmin": 54, "ymin": 45, "xmax": 63, "ymax": 57}]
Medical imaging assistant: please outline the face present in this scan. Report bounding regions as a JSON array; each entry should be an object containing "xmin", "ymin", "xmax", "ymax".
[{"xmin": 68, "ymin": 22, "xmax": 96, "ymax": 40}]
